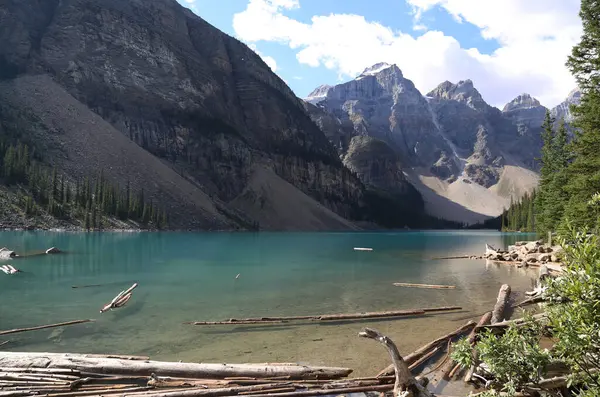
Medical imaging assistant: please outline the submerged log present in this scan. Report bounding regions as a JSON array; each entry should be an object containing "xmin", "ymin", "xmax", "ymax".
[
  {"xmin": 0, "ymin": 353, "xmax": 353, "ymax": 380},
  {"xmin": 359, "ymin": 328, "xmax": 432, "ymax": 397},
  {"xmin": 377, "ymin": 321, "xmax": 476, "ymax": 377},
  {"xmin": 0, "ymin": 320, "xmax": 93, "ymax": 336},
  {"xmin": 392, "ymin": 283, "xmax": 456, "ymax": 290},
  {"xmin": 188, "ymin": 306, "xmax": 461, "ymax": 326},
  {"xmin": 491, "ymin": 284, "xmax": 511, "ymax": 324}
]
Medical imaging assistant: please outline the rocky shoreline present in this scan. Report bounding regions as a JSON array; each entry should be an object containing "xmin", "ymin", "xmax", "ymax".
[{"xmin": 484, "ymin": 239, "xmax": 564, "ymax": 270}]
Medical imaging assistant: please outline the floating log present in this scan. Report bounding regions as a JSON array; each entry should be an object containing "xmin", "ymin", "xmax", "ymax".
[
  {"xmin": 187, "ymin": 306, "xmax": 461, "ymax": 326},
  {"xmin": 0, "ymin": 353, "xmax": 353, "ymax": 380},
  {"xmin": 491, "ymin": 284, "xmax": 511, "ymax": 324},
  {"xmin": 101, "ymin": 283, "xmax": 138, "ymax": 313},
  {"xmin": 353, "ymin": 247, "xmax": 373, "ymax": 251},
  {"xmin": 0, "ymin": 320, "xmax": 93, "ymax": 336},
  {"xmin": 460, "ymin": 312, "xmax": 492, "ymax": 383},
  {"xmin": 393, "ymin": 283, "xmax": 456, "ymax": 290},
  {"xmin": 71, "ymin": 284, "xmax": 104, "ymax": 289},
  {"xmin": 359, "ymin": 328, "xmax": 432, "ymax": 397},
  {"xmin": 376, "ymin": 321, "xmax": 476, "ymax": 377},
  {"xmin": 0, "ymin": 341, "xmax": 9, "ymax": 347}
]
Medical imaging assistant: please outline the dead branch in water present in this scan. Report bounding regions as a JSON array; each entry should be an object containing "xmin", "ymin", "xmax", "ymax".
[
  {"xmin": 187, "ymin": 306, "xmax": 462, "ymax": 326},
  {"xmin": 0, "ymin": 320, "xmax": 93, "ymax": 336},
  {"xmin": 100, "ymin": 283, "xmax": 138, "ymax": 313}
]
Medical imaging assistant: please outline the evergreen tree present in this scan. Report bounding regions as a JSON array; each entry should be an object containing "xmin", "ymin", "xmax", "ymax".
[{"xmin": 562, "ymin": 0, "xmax": 600, "ymax": 230}]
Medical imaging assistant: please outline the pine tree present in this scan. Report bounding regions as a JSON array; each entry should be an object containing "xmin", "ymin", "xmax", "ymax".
[{"xmin": 561, "ymin": 0, "xmax": 600, "ymax": 230}]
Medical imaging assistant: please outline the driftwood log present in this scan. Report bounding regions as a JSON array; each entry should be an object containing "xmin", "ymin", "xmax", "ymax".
[
  {"xmin": 359, "ymin": 328, "xmax": 432, "ymax": 397},
  {"xmin": 377, "ymin": 321, "xmax": 476, "ymax": 377},
  {"xmin": 463, "ymin": 312, "xmax": 493, "ymax": 383},
  {"xmin": 392, "ymin": 283, "xmax": 456, "ymax": 290},
  {"xmin": 0, "ymin": 353, "xmax": 352, "ymax": 380},
  {"xmin": 101, "ymin": 283, "xmax": 138, "ymax": 313},
  {"xmin": 0, "ymin": 320, "xmax": 93, "ymax": 336},
  {"xmin": 188, "ymin": 306, "xmax": 462, "ymax": 326},
  {"xmin": 491, "ymin": 284, "xmax": 511, "ymax": 324},
  {"xmin": 464, "ymin": 285, "xmax": 509, "ymax": 385}
]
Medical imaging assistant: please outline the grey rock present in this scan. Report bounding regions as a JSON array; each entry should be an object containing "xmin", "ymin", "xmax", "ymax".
[{"xmin": 0, "ymin": 0, "xmax": 374, "ymax": 230}]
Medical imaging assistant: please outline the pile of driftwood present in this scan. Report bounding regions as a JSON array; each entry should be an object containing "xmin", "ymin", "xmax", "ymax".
[{"xmin": 0, "ymin": 316, "xmax": 482, "ymax": 397}]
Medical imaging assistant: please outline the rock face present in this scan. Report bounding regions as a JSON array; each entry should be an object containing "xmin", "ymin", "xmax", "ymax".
[
  {"xmin": 305, "ymin": 63, "xmax": 579, "ymax": 223},
  {"xmin": 0, "ymin": 0, "xmax": 383, "ymax": 230},
  {"xmin": 551, "ymin": 88, "xmax": 581, "ymax": 126}
]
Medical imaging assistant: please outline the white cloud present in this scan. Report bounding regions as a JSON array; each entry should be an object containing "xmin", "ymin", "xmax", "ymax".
[
  {"xmin": 233, "ymin": 0, "xmax": 582, "ymax": 108},
  {"xmin": 248, "ymin": 43, "xmax": 278, "ymax": 72},
  {"xmin": 293, "ymin": 76, "xmax": 303, "ymax": 80}
]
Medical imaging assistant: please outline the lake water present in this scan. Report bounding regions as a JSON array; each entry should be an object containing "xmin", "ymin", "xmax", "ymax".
[{"xmin": 0, "ymin": 230, "xmax": 537, "ymax": 377}]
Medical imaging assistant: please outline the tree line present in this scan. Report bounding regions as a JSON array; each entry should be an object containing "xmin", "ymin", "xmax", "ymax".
[{"xmin": 1, "ymin": 140, "xmax": 168, "ymax": 230}]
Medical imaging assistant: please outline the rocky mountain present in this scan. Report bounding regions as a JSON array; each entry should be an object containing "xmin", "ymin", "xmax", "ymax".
[
  {"xmin": 551, "ymin": 88, "xmax": 581, "ymax": 124},
  {"xmin": 0, "ymin": 0, "xmax": 405, "ymax": 231},
  {"xmin": 305, "ymin": 63, "xmax": 576, "ymax": 223}
]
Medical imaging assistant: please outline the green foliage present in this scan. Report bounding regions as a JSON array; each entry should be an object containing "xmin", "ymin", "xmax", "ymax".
[
  {"xmin": 0, "ymin": 140, "xmax": 168, "ymax": 230},
  {"xmin": 545, "ymin": 226, "xmax": 600, "ymax": 392},
  {"xmin": 475, "ymin": 319, "xmax": 550, "ymax": 395},
  {"xmin": 450, "ymin": 337, "xmax": 475, "ymax": 370}
]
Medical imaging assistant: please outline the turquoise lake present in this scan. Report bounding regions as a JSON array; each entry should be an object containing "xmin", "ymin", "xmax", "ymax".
[{"xmin": 0, "ymin": 230, "xmax": 537, "ymax": 376}]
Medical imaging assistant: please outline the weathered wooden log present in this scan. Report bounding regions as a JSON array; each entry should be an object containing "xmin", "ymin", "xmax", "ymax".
[
  {"xmin": 121, "ymin": 384, "xmax": 393, "ymax": 397},
  {"xmin": 461, "ymin": 312, "xmax": 492, "ymax": 383},
  {"xmin": 0, "ymin": 320, "xmax": 93, "ymax": 336},
  {"xmin": 0, "ymin": 340, "xmax": 9, "ymax": 347},
  {"xmin": 0, "ymin": 368, "xmax": 80, "ymax": 376},
  {"xmin": 188, "ymin": 306, "xmax": 461, "ymax": 326},
  {"xmin": 0, "ymin": 372, "xmax": 72, "ymax": 383},
  {"xmin": 45, "ymin": 385, "xmax": 152, "ymax": 397},
  {"xmin": 376, "ymin": 321, "xmax": 476, "ymax": 377},
  {"xmin": 477, "ymin": 313, "xmax": 548, "ymax": 332},
  {"xmin": 407, "ymin": 345, "xmax": 443, "ymax": 372},
  {"xmin": 514, "ymin": 296, "xmax": 545, "ymax": 308},
  {"xmin": 353, "ymin": 247, "xmax": 373, "ymax": 251},
  {"xmin": 392, "ymin": 283, "xmax": 456, "ymax": 290},
  {"xmin": 0, "ymin": 353, "xmax": 353, "ymax": 380},
  {"xmin": 359, "ymin": 328, "xmax": 432, "ymax": 397},
  {"xmin": 491, "ymin": 284, "xmax": 511, "ymax": 324},
  {"xmin": 101, "ymin": 283, "xmax": 138, "ymax": 313},
  {"xmin": 239, "ymin": 387, "xmax": 297, "ymax": 395}
]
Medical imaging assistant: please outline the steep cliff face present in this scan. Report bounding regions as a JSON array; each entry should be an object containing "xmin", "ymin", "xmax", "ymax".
[
  {"xmin": 305, "ymin": 63, "xmax": 559, "ymax": 223},
  {"xmin": 0, "ymin": 0, "xmax": 371, "ymax": 230},
  {"xmin": 313, "ymin": 63, "xmax": 458, "ymax": 179}
]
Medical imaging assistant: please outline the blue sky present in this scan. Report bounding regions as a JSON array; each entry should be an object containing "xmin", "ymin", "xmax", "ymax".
[{"xmin": 178, "ymin": 0, "xmax": 581, "ymax": 108}]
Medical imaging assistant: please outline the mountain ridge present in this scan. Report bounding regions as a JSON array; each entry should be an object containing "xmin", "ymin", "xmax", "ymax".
[{"xmin": 304, "ymin": 62, "xmax": 576, "ymax": 223}]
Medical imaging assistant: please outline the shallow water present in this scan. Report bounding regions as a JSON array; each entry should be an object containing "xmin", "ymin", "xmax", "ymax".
[{"xmin": 0, "ymin": 230, "xmax": 537, "ymax": 376}]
